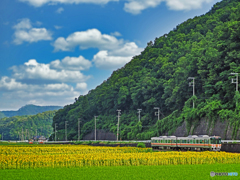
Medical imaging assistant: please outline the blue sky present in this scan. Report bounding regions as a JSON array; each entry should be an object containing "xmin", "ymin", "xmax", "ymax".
[{"xmin": 0, "ymin": 0, "xmax": 221, "ymax": 110}]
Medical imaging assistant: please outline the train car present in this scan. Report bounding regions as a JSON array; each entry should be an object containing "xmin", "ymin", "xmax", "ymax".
[{"xmin": 151, "ymin": 135, "xmax": 221, "ymax": 151}]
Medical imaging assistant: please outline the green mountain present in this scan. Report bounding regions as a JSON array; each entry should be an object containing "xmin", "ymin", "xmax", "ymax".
[
  {"xmin": 1, "ymin": 104, "xmax": 62, "ymax": 117},
  {"xmin": 0, "ymin": 110, "xmax": 57, "ymax": 140},
  {"xmin": 0, "ymin": 112, "xmax": 5, "ymax": 119},
  {"xmin": 50, "ymin": 0, "xmax": 240, "ymax": 141}
]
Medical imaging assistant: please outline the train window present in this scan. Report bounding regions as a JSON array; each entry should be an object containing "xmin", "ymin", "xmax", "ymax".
[
  {"xmin": 190, "ymin": 140, "xmax": 193, "ymax": 144},
  {"xmin": 187, "ymin": 140, "xmax": 189, "ymax": 143},
  {"xmin": 218, "ymin": 139, "xmax": 221, "ymax": 144},
  {"xmin": 210, "ymin": 138, "xmax": 216, "ymax": 144},
  {"xmin": 193, "ymin": 140, "xmax": 196, "ymax": 143},
  {"xmin": 196, "ymin": 140, "xmax": 199, "ymax": 143}
]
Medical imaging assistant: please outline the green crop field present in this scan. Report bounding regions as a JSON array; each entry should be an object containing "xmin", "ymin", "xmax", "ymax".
[{"xmin": 0, "ymin": 163, "xmax": 239, "ymax": 180}]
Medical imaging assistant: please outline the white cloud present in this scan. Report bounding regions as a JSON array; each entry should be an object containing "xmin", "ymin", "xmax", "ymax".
[
  {"xmin": 109, "ymin": 42, "xmax": 143, "ymax": 57},
  {"xmin": 54, "ymin": 25, "xmax": 62, "ymax": 29},
  {"xmin": 93, "ymin": 42, "xmax": 143, "ymax": 70},
  {"xmin": 76, "ymin": 82, "xmax": 87, "ymax": 90},
  {"xmin": 53, "ymin": 28, "xmax": 143, "ymax": 70},
  {"xmin": 13, "ymin": 18, "xmax": 52, "ymax": 45},
  {"xmin": 11, "ymin": 59, "xmax": 90, "ymax": 83},
  {"xmin": 50, "ymin": 55, "xmax": 92, "ymax": 71},
  {"xmin": 0, "ymin": 55, "xmax": 92, "ymax": 110},
  {"xmin": 165, "ymin": 0, "xmax": 213, "ymax": 10},
  {"xmin": 0, "ymin": 79, "xmax": 81, "ymax": 110},
  {"xmin": 93, "ymin": 51, "xmax": 135, "ymax": 70},
  {"xmin": 53, "ymin": 28, "xmax": 122, "ymax": 52},
  {"xmin": 13, "ymin": 18, "xmax": 32, "ymax": 29},
  {"xmin": 124, "ymin": 0, "xmax": 215, "ymax": 14},
  {"xmin": 111, "ymin": 31, "xmax": 122, "ymax": 37},
  {"xmin": 0, "ymin": 76, "xmax": 28, "ymax": 91},
  {"xmin": 56, "ymin": 7, "xmax": 64, "ymax": 13},
  {"xmin": 19, "ymin": 0, "xmax": 119, "ymax": 7}
]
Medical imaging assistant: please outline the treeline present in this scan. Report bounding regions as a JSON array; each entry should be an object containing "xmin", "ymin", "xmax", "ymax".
[
  {"xmin": 50, "ymin": 0, "xmax": 240, "ymax": 141},
  {"xmin": 0, "ymin": 110, "xmax": 57, "ymax": 140},
  {"xmin": 1, "ymin": 104, "xmax": 62, "ymax": 117}
]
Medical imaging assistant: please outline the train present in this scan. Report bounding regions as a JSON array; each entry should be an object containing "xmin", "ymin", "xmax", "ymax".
[{"xmin": 151, "ymin": 135, "xmax": 221, "ymax": 151}]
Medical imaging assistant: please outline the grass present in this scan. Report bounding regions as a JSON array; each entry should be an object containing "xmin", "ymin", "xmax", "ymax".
[{"xmin": 0, "ymin": 163, "xmax": 239, "ymax": 180}]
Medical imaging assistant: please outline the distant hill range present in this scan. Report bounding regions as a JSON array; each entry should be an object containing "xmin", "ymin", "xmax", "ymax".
[{"xmin": 0, "ymin": 104, "xmax": 62, "ymax": 118}]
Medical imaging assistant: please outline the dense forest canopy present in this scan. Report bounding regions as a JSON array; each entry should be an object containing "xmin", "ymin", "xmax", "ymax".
[
  {"xmin": 50, "ymin": 0, "xmax": 240, "ymax": 141},
  {"xmin": 0, "ymin": 111, "xmax": 57, "ymax": 140},
  {"xmin": 1, "ymin": 104, "xmax": 62, "ymax": 117}
]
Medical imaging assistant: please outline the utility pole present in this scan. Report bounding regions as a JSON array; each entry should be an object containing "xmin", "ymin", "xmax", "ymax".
[
  {"xmin": 78, "ymin": 118, "xmax": 81, "ymax": 141},
  {"xmin": 94, "ymin": 116, "xmax": 98, "ymax": 141},
  {"xmin": 65, "ymin": 121, "xmax": 68, "ymax": 141},
  {"xmin": 26, "ymin": 129, "xmax": 28, "ymax": 140},
  {"xmin": 230, "ymin": 73, "xmax": 239, "ymax": 107},
  {"xmin": 55, "ymin": 123, "xmax": 57, "ymax": 142},
  {"xmin": 40, "ymin": 126, "xmax": 43, "ymax": 136},
  {"xmin": 22, "ymin": 128, "xmax": 24, "ymax": 141},
  {"xmin": 116, "ymin": 110, "xmax": 121, "ymax": 141},
  {"xmin": 137, "ymin": 109, "xmax": 142, "ymax": 122},
  {"xmin": 154, "ymin": 107, "xmax": 160, "ymax": 136},
  {"xmin": 188, "ymin": 77, "xmax": 195, "ymax": 108}
]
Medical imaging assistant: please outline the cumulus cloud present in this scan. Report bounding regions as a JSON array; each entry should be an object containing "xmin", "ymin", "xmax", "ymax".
[
  {"xmin": 0, "ymin": 79, "xmax": 80, "ymax": 110},
  {"xmin": 76, "ymin": 82, "xmax": 87, "ymax": 90},
  {"xmin": 0, "ymin": 55, "xmax": 92, "ymax": 110},
  {"xmin": 53, "ymin": 28, "xmax": 143, "ymax": 70},
  {"xmin": 53, "ymin": 28, "xmax": 122, "ymax": 52},
  {"xmin": 124, "ymin": 0, "xmax": 215, "ymax": 14},
  {"xmin": 19, "ymin": 0, "xmax": 119, "ymax": 7},
  {"xmin": 56, "ymin": 7, "xmax": 64, "ymax": 13},
  {"xmin": 10, "ymin": 59, "xmax": 90, "ymax": 83},
  {"xmin": 50, "ymin": 55, "xmax": 92, "ymax": 71},
  {"xmin": 13, "ymin": 18, "xmax": 52, "ymax": 45},
  {"xmin": 93, "ymin": 51, "xmax": 133, "ymax": 70},
  {"xmin": 93, "ymin": 42, "xmax": 143, "ymax": 70},
  {"xmin": 0, "ymin": 76, "xmax": 28, "ymax": 91}
]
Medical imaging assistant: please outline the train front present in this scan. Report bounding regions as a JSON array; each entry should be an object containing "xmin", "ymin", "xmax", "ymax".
[{"xmin": 210, "ymin": 136, "xmax": 221, "ymax": 151}]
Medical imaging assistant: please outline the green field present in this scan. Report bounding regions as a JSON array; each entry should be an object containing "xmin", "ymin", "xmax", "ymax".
[{"xmin": 0, "ymin": 163, "xmax": 239, "ymax": 180}]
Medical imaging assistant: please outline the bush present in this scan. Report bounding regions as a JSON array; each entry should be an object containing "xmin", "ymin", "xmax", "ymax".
[
  {"xmin": 137, "ymin": 142, "xmax": 146, "ymax": 148},
  {"xmin": 74, "ymin": 141, "xmax": 83, "ymax": 145}
]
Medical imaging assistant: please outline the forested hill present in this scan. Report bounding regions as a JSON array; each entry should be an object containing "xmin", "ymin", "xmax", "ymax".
[
  {"xmin": 1, "ymin": 104, "xmax": 62, "ymax": 117},
  {"xmin": 0, "ymin": 110, "xmax": 57, "ymax": 140},
  {"xmin": 51, "ymin": 0, "xmax": 240, "ymax": 141}
]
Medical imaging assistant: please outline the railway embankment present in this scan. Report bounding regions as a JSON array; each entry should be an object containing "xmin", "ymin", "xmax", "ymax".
[
  {"xmin": 221, "ymin": 143, "xmax": 240, "ymax": 152},
  {"xmin": 80, "ymin": 142, "xmax": 240, "ymax": 152}
]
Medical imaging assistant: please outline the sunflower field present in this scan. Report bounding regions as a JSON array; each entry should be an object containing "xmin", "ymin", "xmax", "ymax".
[{"xmin": 0, "ymin": 145, "xmax": 240, "ymax": 169}]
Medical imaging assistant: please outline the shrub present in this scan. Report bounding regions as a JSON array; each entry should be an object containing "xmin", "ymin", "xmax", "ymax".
[{"xmin": 137, "ymin": 142, "xmax": 146, "ymax": 148}]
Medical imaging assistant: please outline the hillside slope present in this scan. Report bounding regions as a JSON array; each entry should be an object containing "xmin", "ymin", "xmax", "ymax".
[
  {"xmin": 1, "ymin": 104, "xmax": 62, "ymax": 117},
  {"xmin": 0, "ymin": 110, "xmax": 57, "ymax": 140},
  {"xmin": 51, "ymin": 0, "xmax": 240, "ymax": 141}
]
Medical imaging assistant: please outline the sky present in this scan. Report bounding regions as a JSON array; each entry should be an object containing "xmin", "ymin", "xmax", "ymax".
[{"xmin": 0, "ymin": 0, "xmax": 221, "ymax": 111}]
